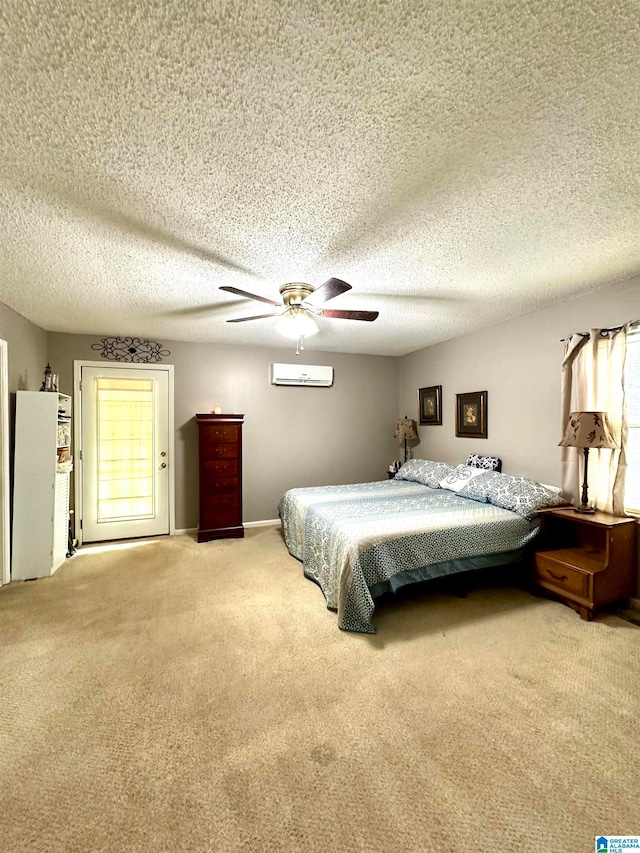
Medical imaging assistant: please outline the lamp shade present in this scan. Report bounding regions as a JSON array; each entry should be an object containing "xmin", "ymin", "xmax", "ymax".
[
  {"xmin": 275, "ymin": 308, "xmax": 319, "ymax": 340},
  {"xmin": 394, "ymin": 417, "xmax": 418, "ymax": 440},
  {"xmin": 558, "ymin": 411, "xmax": 618, "ymax": 449}
]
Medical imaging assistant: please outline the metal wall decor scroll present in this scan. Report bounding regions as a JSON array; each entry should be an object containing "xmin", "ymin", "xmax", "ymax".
[{"xmin": 91, "ymin": 337, "xmax": 171, "ymax": 363}]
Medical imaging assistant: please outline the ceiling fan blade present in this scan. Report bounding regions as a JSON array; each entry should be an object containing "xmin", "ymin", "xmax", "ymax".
[
  {"xmin": 321, "ymin": 309, "xmax": 379, "ymax": 322},
  {"xmin": 220, "ymin": 286, "xmax": 281, "ymax": 307},
  {"xmin": 226, "ymin": 312, "xmax": 279, "ymax": 323},
  {"xmin": 305, "ymin": 277, "xmax": 352, "ymax": 306}
]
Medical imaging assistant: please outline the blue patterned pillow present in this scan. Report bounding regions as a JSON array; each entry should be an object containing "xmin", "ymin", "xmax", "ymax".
[
  {"xmin": 395, "ymin": 459, "xmax": 456, "ymax": 489},
  {"xmin": 466, "ymin": 454, "xmax": 502, "ymax": 472},
  {"xmin": 458, "ymin": 471, "xmax": 500, "ymax": 503},
  {"xmin": 459, "ymin": 471, "xmax": 565, "ymax": 517}
]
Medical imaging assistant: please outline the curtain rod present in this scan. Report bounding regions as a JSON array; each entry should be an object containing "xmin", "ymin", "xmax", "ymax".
[{"xmin": 560, "ymin": 319, "xmax": 639, "ymax": 343}]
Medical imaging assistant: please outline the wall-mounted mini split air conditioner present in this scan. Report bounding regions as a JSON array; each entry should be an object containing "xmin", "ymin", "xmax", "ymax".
[{"xmin": 270, "ymin": 363, "xmax": 334, "ymax": 387}]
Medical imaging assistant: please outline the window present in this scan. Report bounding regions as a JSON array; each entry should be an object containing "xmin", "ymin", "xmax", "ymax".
[
  {"xmin": 625, "ymin": 328, "xmax": 640, "ymax": 514},
  {"xmin": 95, "ymin": 377, "xmax": 154, "ymax": 521}
]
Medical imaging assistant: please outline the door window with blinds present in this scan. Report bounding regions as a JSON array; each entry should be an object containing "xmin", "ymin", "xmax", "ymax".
[
  {"xmin": 79, "ymin": 365, "xmax": 171, "ymax": 542},
  {"xmin": 96, "ymin": 377, "xmax": 154, "ymax": 521}
]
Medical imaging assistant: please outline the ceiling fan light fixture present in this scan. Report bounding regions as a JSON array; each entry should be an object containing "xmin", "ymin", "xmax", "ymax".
[
  {"xmin": 275, "ymin": 307, "xmax": 319, "ymax": 340},
  {"xmin": 222, "ymin": 278, "xmax": 376, "ymax": 354}
]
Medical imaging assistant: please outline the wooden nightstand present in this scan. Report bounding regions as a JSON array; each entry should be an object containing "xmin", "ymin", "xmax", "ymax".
[{"xmin": 532, "ymin": 508, "xmax": 637, "ymax": 620}]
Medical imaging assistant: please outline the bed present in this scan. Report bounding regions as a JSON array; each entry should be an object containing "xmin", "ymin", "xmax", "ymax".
[{"xmin": 278, "ymin": 458, "xmax": 565, "ymax": 633}]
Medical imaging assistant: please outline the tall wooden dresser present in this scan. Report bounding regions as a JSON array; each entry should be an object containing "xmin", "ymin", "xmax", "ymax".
[{"xmin": 196, "ymin": 413, "xmax": 244, "ymax": 542}]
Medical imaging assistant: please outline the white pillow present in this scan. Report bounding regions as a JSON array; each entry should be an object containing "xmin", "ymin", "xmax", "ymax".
[
  {"xmin": 539, "ymin": 483, "xmax": 563, "ymax": 495},
  {"xmin": 440, "ymin": 466, "xmax": 488, "ymax": 493}
]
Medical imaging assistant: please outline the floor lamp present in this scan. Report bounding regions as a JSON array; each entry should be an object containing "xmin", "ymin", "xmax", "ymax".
[{"xmin": 558, "ymin": 411, "xmax": 618, "ymax": 513}]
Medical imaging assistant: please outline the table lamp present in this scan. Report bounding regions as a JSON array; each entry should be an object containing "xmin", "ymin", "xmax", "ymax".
[
  {"xmin": 394, "ymin": 416, "xmax": 418, "ymax": 464},
  {"xmin": 558, "ymin": 411, "xmax": 618, "ymax": 513}
]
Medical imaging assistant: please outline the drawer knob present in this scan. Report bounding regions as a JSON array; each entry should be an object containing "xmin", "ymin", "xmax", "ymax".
[{"xmin": 547, "ymin": 569, "xmax": 567, "ymax": 582}]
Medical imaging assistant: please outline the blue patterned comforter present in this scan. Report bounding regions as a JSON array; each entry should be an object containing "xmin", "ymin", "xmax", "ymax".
[{"xmin": 279, "ymin": 480, "xmax": 540, "ymax": 633}]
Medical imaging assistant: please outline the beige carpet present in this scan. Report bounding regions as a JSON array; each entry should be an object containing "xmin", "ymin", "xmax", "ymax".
[{"xmin": 1, "ymin": 526, "xmax": 639, "ymax": 853}]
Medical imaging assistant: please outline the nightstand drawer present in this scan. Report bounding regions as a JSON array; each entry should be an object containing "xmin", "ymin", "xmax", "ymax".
[{"xmin": 534, "ymin": 554, "xmax": 588, "ymax": 596}]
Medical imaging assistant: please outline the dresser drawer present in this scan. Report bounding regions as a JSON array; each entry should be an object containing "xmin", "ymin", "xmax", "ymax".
[
  {"xmin": 203, "ymin": 494, "xmax": 239, "ymax": 514},
  {"xmin": 534, "ymin": 554, "xmax": 588, "ymax": 597},
  {"xmin": 201, "ymin": 442, "xmax": 238, "ymax": 460},
  {"xmin": 200, "ymin": 424, "xmax": 239, "ymax": 443},
  {"xmin": 201, "ymin": 501, "xmax": 241, "ymax": 531},
  {"xmin": 201, "ymin": 474, "xmax": 239, "ymax": 495},
  {"xmin": 204, "ymin": 458, "xmax": 238, "ymax": 477}
]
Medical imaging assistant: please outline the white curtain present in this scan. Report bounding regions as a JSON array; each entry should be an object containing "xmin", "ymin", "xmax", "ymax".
[{"xmin": 560, "ymin": 324, "xmax": 630, "ymax": 515}]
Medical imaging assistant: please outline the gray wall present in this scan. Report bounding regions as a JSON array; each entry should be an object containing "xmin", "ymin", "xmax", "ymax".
[
  {"xmin": 4, "ymin": 278, "xmax": 638, "ymax": 533},
  {"xmin": 398, "ymin": 277, "xmax": 640, "ymax": 485},
  {"xmin": 0, "ymin": 303, "xmax": 48, "ymax": 395},
  {"xmin": 0, "ymin": 304, "xmax": 49, "ymax": 482},
  {"xmin": 46, "ymin": 334, "xmax": 400, "ymax": 527}
]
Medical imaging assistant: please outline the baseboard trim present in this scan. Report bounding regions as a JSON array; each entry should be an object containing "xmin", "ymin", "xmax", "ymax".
[{"xmin": 174, "ymin": 519, "xmax": 280, "ymax": 536}]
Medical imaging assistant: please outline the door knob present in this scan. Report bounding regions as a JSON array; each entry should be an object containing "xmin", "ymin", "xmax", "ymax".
[
  {"xmin": 160, "ymin": 451, "xmax": 167, "ymax": 457},
  {"xmin": 160, "ymin": 462, "xmax": 167, "ymax": 469}
]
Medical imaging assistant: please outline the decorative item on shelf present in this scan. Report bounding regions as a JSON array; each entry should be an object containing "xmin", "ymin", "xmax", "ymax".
[
  {"xmin": 394, "ymin": 416, "xmax": 418, "ymax": 463},
  {"xmin": 57, "ymin": 423, "xmax": 71, "ymax": 447},
  {"xmin": 91, "ymin": 336, "xmax": 171, "ymax": 363},
  {"xmin": 40, "ymin": 363, "xmax": 52, "ymax": 391},
  {"xmin": 56, "ymin": 457, "xmax": 73, "ymax": 475},
  {"xmin": 455, "ymin": 391, "xmax": 488, "ymax": 438},
  {"xmin": 558, "ymin": 411, "xmax": 618, "ymax": 513},
  {"xmin": 418, "ymin": 385, "xmax": 442, "ymax": 425}
]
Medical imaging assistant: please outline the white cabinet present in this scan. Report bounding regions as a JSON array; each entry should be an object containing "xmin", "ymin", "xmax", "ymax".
[{"xmin": 12, "ymin": 391, "xmax": 73, "ymax": 580}]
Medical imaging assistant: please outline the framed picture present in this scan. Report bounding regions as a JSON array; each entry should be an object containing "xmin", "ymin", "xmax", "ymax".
[
  {"xmin": 418, "ymin": 385, "xmax": 442, "ymax": 425},
  {"xmin": 456, "ymin": 391, "xmax": 487, "ymax": 438}
]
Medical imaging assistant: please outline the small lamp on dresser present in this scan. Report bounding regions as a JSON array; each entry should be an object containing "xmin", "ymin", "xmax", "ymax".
[{"xmin": 558, "ymin": 411, "xmax": 618, "ymax": 513}]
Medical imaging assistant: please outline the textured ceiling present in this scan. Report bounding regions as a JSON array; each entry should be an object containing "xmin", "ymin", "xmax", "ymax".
[{"xmin": 1, "ymin": 0, "xmax": 639, "ymax": 357}]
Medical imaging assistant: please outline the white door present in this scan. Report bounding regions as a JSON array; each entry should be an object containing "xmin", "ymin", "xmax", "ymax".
[{"xmin": 79, "ymin": 365, "xmax": 172, "ymax": 542}]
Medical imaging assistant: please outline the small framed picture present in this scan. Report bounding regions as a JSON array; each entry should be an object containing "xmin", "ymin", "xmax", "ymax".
[
  {"xmin": 418, "ymin": 385, "xmax": 442, "ymax": 425},
  {"xmin": 456, "ymin": 391, "xmax": 487, "ymax": 438}
]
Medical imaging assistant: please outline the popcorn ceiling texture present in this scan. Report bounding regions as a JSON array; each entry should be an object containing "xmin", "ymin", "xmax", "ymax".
[{"xmin": 0, "ymin": 0, "xmax": 638, "ymax": 356}]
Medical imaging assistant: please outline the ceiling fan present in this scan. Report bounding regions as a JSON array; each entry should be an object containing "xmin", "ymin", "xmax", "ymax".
[{"xmin": 220, "ymin": 277, "xmax": 379, "ymax": 354}]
